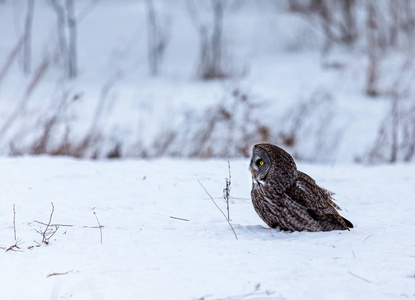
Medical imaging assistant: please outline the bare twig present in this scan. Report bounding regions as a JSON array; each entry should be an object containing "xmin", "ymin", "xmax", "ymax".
[
  {"xmin": 23, "ymin": 0, "xmax": 35, "ymax": 74},
  {"xmin": 33, "ymin": 220, "xmax": 73, "ymax": 227},
  {"xmin": 93, "ymin": 212, "xmax": 103, "ymax": 244},
  {"xmin": 348, "ymin": 271, "xmax": 372, "ymax": 283},
  {"xmin": 203, "ymin": 197, "xmax": 249, "ymax": 201},
  {"xmin": 198, "ymin": 180, "xmax": 238, "ymax": 240},
  {"xmin": 44, "ymin": 202, "xmax": 55, "ymax": 241},
  {"xmin": 170, "ymin": 216, "xmax": 190, "ymax": 221},
  {"xmin": 223, "ymin": 161, "xmax": 231, "ymax": 221},
  {"xmin": 6, "ymin": 239, "xmax": 23, "ymax": 252},
  {"xmin": 5, "ymin": 204, "xmax": 23, "ymax": 252},
  {"xmin": 47, "ymin": 270, "xmax": 72, "ymax": 278},
  {"xmin": 82, "ymin": 225, "xmax": 103, "ymax": 229},
  {"xmin": 13, "ymin": 204, "xmax": 17, "ymax": 241},
  {"xmin": 27, "ymin": 243, "xmax": 41, "ymax": 250},
  {"xmin": 35, "ymin": 202, "xmax": 59, "ymax": 245},
  {"xmin": 34, "ymin": 220, "xmax": 104, "ymax": 229},
  {"xmin": 364, "ymin": 234, "xmax": 374, "ymax": 243}
]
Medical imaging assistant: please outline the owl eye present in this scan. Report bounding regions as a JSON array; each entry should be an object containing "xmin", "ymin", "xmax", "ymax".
[{"xmin": 256, "ymin": 159, "xmax": 264, "ymax": 166}]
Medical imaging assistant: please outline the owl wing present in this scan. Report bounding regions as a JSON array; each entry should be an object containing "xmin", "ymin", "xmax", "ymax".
[
  {"xmin": 295, "ymin": 171, "xmax": 341, "ymax": 210},
  {"xmin": 287, "ymin": 171, "xmax": 350, "ymax": 229},
  {"xmin": 277, "ymin": 193, "xmax": 326, "ymax": 231},
  {"xmin": 255, "ymin": 186, "xmax": 322, "ymax": 231}
]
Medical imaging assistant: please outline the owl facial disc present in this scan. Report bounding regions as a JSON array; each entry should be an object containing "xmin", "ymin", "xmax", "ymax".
[{"xmin": 249, "ymin": 146, "xmax": 271, "ymax": 182}]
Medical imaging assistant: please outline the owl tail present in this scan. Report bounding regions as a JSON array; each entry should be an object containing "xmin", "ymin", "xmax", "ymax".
[{"xmin": 342, "ymin": 217, "xmax": 354, "ymax": 229}]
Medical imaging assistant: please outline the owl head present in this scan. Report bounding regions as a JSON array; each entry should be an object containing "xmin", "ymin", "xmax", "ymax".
[{"xmin": 249, "ymin": 143, "xmax": 298, "ymax": 190}]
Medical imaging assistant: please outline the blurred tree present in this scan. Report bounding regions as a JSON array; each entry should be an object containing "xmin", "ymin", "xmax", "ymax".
[
  {"xmin": 145, "ymin": 0, "xmax": 170, "ymax": 76},
  {"xmin": 186, "ymin": 0, "xmax": 227, "ymax": 80},
  {"xmin": 48, "ymin": 0, "xmax": 78, "ymax": 79},
  {"xmin": 23, "ymin": 0, "xmax": 35, "ymax": 75}
]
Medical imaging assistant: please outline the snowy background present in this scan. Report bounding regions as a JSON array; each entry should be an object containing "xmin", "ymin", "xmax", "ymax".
[
  {"xmin": 1, "ymin": 0, "xmax": 414, "ymax": 162},
  {"xmin": 1, "ymin": 0, "xmax": 415, "ymax": 299}
]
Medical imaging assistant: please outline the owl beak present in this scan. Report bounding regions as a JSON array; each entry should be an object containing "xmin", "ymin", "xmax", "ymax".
[{"xmin": 250, "ymin": 168, "xmax": 255, "ymax": 174}]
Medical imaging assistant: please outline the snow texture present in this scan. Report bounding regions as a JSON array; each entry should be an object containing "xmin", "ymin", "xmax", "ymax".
[{"xmin": 1, "ymin": 157, "xmax": 414, "ymax": 299}]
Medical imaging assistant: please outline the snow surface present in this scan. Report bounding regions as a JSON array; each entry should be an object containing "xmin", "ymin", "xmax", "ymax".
[{"xmin": 1, "ymin": 157, "xmax": 414, "ymax": 300}]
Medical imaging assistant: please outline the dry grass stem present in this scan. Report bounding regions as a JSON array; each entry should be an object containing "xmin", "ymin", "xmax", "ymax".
[
  {"xmin": 364, "ymin": 234, "xmax": 374, "ymax": 242},
  {"xmin": 93, "ymin": 212, "xmax": 103, "ymax": 244},
  {"xmin": 13, "ymin": 204, "xmax": 17, "ymax": 241},
  {"xmin": 223, "ymin": 161, "xmax": 231, "ymax": 221},
  {"xmin": 33, "ymin": 220, "xmax": 73, "ymax": 227},
  {"xmin": 198, "ymin": 180, "xmax": 238, "ymax": 240},
  {"xmin": 348, "ymin": 271, "xmax": 372, "ymax": 283},
  {"xmin": 35, "ymin": 202, "xmax": 59, "ymax": 245},
  {"xmin": 5, "ymin": 204, "xmax": 23, "ymax": 252},
  {"xmin": 47, "ymin": 270, "xmax": 72, "ymax": 278},
  {"xmin": 170, "ymin": 216, "xmax": 190, "ymax": 221}
]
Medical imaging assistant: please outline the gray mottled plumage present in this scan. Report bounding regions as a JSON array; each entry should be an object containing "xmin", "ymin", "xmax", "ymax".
[{"xmin": 249, "ymin": 143, "xmax": 353, "ymax": 232}]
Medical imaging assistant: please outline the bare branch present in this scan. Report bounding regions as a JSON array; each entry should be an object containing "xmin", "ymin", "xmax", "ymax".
[
  {"xmin": 198, "ymin": 180, "xmax": 238, "ymax": 240},
  {"xmin": 364, "ymin": 234, "xmax": 374, "ymax": 243},
  {"xmin": 93, "ymin": 212, "xmax": 103, "ymax": 244},
  {"xmin": 23, "ymin": 0, "xmax": 35, "ymax": 74},
  {"xmin": 6, "ymin": 239, "xmax": 23, "ymax": 252},
  {"xmin": 5, "ymin": 204, "xmax": 23, "ymax": 252},
  {"xmin": 47, "ymin": 270, "xmax": 72, "ymax": 278},
  {"xmin": 223, "ymin": 161, "xmax": 231, "ymax": 221},
  {"xmin": 170, "ymin": 216, "xmax": 190, "ymax": 222},
  {"xmin": 35, "ymin": 202, "xmax": 59, "ymax": 245},
  {"xmin": 44, "ymin": 203, "xmax": 55, "ymax": 238},
  {"xmin": 13, "ymin": 204, "xmax": 17, "ymax": 241},
  {"xmin": 33, "ymin": 220, "xmax": 73, "ymax": 227},
  {"xmin": 348, "ymin": 271, "xmax": 372, "ymax": 283}
]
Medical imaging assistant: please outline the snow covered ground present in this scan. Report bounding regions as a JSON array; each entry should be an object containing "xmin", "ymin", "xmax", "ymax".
[
  {"xmin": 1, "ymin": 156, "xmax": 414, "ymax": 300},
  {"xmin": 0, "ymin": 1, "xmax": 414, "ymax": 299}
]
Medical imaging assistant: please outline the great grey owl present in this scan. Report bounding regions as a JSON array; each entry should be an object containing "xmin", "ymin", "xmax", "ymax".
[{"xmin": 249, "ymin": 143, "xmax": 353, "ymax": 232}]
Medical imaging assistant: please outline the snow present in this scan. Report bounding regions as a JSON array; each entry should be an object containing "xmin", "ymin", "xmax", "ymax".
[
  {"xmin": 0, "ymin": 0, "xmax": 404, "ymax": 161},
  {"xmin": 0, "ymin": 1, "xmax": 414, "ymax": 298},
  {"xmin": 1, "ymin": 156, "xmax": 414, "ymax": 299}
]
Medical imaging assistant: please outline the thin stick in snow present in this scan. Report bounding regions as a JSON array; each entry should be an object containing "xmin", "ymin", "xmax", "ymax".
[
  {"xmin": 170, "ymin": 216, "xmax": 190, "ymax": 221},
  {"xmin": 13, "ymin": 204, "xmax": 17, "ymax": 241},
  {"xmin": 43, "ymin": 202, "xmax": 55, "ymax": 244},
  {"xmin": 33, "ymin": 220, "xmax": 73, "ymax": 227},
  {"xmin": 198, "ymin": 180, "xmax": 238, "ymax": 240},
  {"xmin": 93, "ymin": 212, "xmax": 103, "ymax": 244},
  {"xmin": 364, "ymin": 234, "xmax": 374, "ymax": 243},
  {"xmin": 223, "ymin": 160, "xmax": 231, "ymax": 221},
  {"xmin": 348, "ymin": 271, "xmax": 372, "ymax": 283},
  {"xmin": 35, "ymin": 202, "xmax": 59, "ymax": 245},
  {"xmin": 47, "ymin": 270, "xmax": 72, "ymax": 278},
  {"xmin": 34, "ymin": 220, "xmax": 103, "ymax": 229},
  {"xmin": 6, "ymin": 204, "xmax": 23, "ymax": 252}
]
